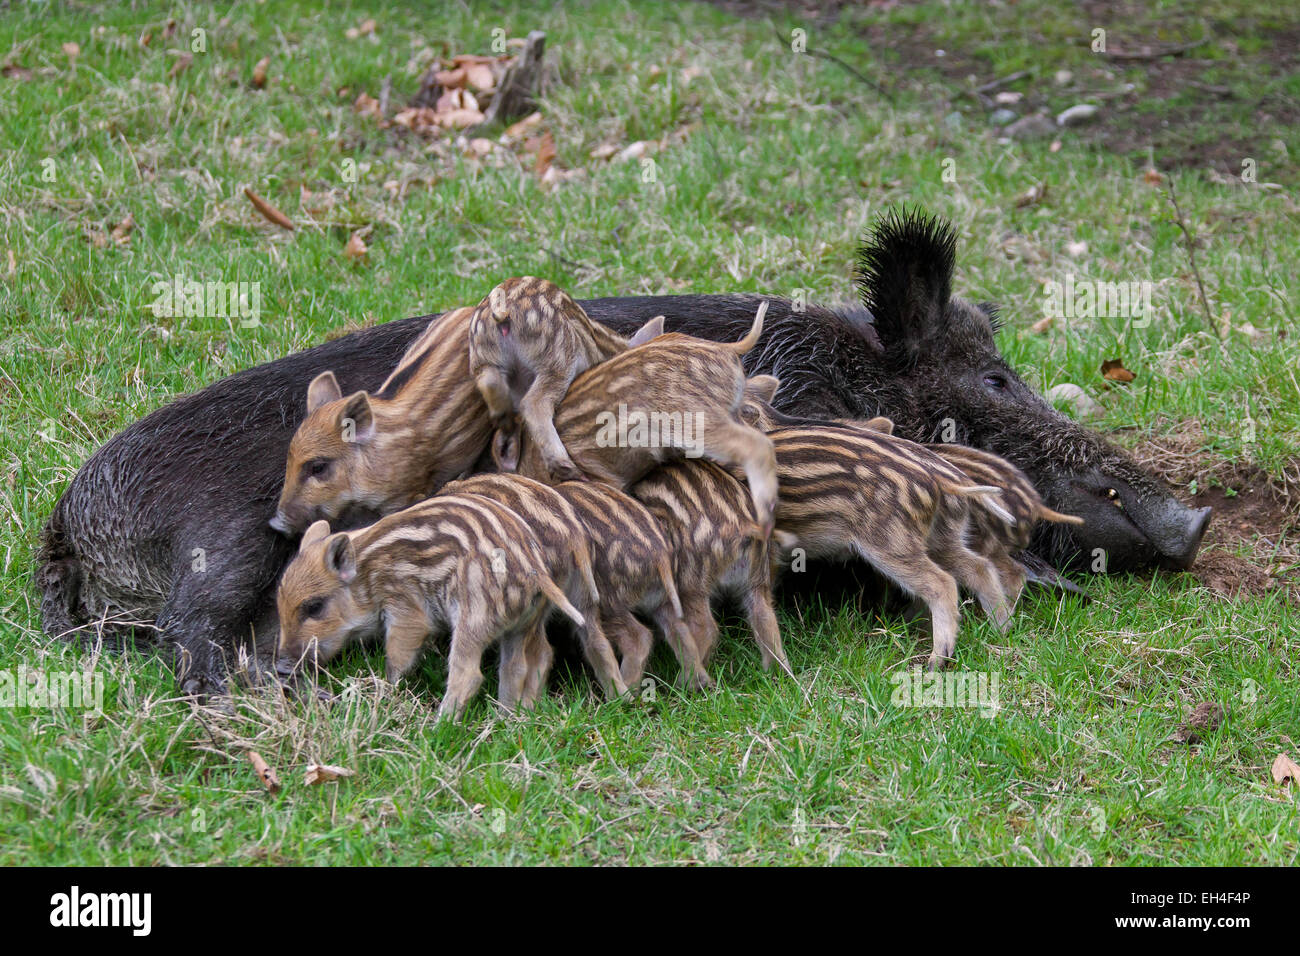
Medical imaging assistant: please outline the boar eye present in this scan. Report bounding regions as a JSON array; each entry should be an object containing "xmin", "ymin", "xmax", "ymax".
[
  {"xmin": 1105, "ymin": 488, "xmax": 1124, "ymax": 509},
  {"xmin": 306, "ymin": 458, "xmax": 333, "ymax": 480},
  {"xmin": 983, "ymin": 373, "xmax": 1009, "ymax": 391},
  {"xmin": 300, "ymin": 597, "xmax": 327, "ymax": 620}
]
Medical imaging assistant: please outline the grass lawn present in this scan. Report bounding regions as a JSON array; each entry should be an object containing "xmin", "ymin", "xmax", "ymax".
[{"xmin": 0, "ymin": 0, "xmax": 1296, "ymax": 864}]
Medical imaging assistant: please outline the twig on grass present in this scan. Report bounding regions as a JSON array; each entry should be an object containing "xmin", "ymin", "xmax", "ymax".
[
  {"xmin": 1165, "ymin": 178, "xmax": 1216, "ymax": 335},
  {"xmin": 773, "ymin": 25, "xmax": 892, "ymax": 102}
]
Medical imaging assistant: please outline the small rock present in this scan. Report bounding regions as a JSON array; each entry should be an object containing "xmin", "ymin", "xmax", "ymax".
[
  {"xmin": 994, "ymin": 91, "xmax": 1023, "ymax": 105},
  {"xmin": 1005, "ymin": 113, "xmax": 1055, "ymax": 140},
  {"xmin": 943, "ymin": 111, "xmax": 964, "ymax": 130},
  {"xmin": 1065, "ymin": 240, "xmax": 1088, "ymax": 257},
  {"xmin": 1046, "ymin": 383, "xmax": 1102, "ymax": 419},
  {"xmin": 990, "ymin": 108, "xmax": 1018, "ymax": 126},
  {"xmin": 1057, "ymin": 104, "xmax": 1100, "ymax": 127},
  {"xmin": 1053, "ymin": 69, "xmax": 1072, "ymax": 86}
]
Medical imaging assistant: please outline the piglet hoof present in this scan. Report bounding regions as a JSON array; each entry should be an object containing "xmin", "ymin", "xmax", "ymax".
[
  {"xmin": 926, "ymin": 654, "xmax": 951, "ymax": 672},
  {"xmin": 549, "ymin": 460, "xmax": 587, "ymax": 483},
  {"xmin": 683, "ymin": 671, "xmax": 715, "ymax": 693}
]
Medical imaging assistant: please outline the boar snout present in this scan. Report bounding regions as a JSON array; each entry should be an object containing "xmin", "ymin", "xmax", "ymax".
[
  {"xmin": 1047, "ymin": 470, "xmax": 1212, "ymax": 572},
  {"xmin": 1144, "ymin": 500, "xmax": 1212, "ymax": 570},
  {"xmin": 270, "ymin": 511, "xmax": 296, "ymax": 535}
]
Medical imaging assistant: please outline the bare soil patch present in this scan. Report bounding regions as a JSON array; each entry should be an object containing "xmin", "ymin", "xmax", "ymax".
[{"xmin": 1130, "ymin": 419, "xmax": 1300, "ymax": 602}]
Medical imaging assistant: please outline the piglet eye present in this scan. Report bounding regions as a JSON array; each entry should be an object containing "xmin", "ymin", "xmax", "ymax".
[
  {"xmin": 301, "ymin": 597, "xmax": 326, "ymax": 620},
  {"xmin": 308, "ymin": 459, "xmax": 332, "ymax": 479}
]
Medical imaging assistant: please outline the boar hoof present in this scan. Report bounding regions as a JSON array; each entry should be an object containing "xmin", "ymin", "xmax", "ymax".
[{"xmin": 181, "ymin": 673, "xmax": 228, "ymax": 701}]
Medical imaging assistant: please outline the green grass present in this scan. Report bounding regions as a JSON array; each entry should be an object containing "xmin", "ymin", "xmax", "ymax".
[{"xmin": 0, "ymin": 0, "xmax": 1297, "ymax": 865}]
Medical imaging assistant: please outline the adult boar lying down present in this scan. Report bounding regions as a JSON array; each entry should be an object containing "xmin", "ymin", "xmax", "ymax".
[{"xmin": 36, "ymin": 209, "xmax": 1211, "ymax": 694}]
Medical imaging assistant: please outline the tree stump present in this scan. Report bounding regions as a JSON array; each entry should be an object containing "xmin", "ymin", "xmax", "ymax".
[{"xmin": 478, "ymin": 31, "xmax": 546, "ymax": 127}]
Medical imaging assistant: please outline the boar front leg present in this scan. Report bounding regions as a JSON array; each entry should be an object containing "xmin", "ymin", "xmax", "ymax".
[
  {"xmin": 603, "ymin": 608, "xmax": 654, "ymax": 689},
  {"xmin": 497, "ymin": 624, "xmax": 541, "ymax": 713},
  {"xmin": 520, "ymin": 376, "xmax": 585, "ymax": 483},
  {"xmin": 157, "ymin": 562, "xmax": 280, "ymax": 698},
  {"xmin": 383, "ymin": 603, "xmax": 433, "ymax": 685}
]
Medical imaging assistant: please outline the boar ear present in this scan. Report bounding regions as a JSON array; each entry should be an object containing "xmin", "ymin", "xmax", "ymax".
[
  {"xmin": 339, "ymin": 392, "xmax": 376, "ymax": 444},
  {"xmin": 854, "ymin": 207, "xmax": 957, "ymax": 366},
  {"xmin": 626, "ymin": 315, "xmax": 666, "ymax": 347},
  {"xmin": 863, "ymin": 416, "xmax": 895, "ymax": 434},
  {"xmin": 307, "ymin": 371, "xmax": 343, "ymax": 413},
  {"xmin": 300, "ymin": 520, "xmax": 332, "ymax": 551},
  {"xmin": 746, "ymin": 374, "xmax": 781, "ymax": 404},
  {"xmin": 324, "ymin": 533, "xmax": 357, "ymax": 582},
  {"xmin": 491, "ymin": 428, "xmax": 520, "ymax": 472}
]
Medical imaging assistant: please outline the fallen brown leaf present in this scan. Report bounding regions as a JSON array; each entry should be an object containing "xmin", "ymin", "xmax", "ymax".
[
  {"xmin": 1030, "ymin": 316, "xmax": 1055, "ymax": 334},
  {"xmin": 345, "ymin": 18, "xmax": 377, "ymax": 40},
  {"xmin": 1, "ymin": 62, "xmax": 33, "ymax": 80},
  {"xmin": 84, "ymin": 230, "xmax": 108, "ymax": 249},
  {"xmin": 1014, "ymin": 182, "xmax": 1047, "ymax": 208},
  {"xmin": 1271, "ymin": 753, "xmax": 1299, "ymax": 786},
  {"xmin": 354, "ymin": 92, "xmax": 383, "ymax": 119},
  {"xmin": 392, "ymin": 107, "xmax": 439, "ymax": 133},
  {"xmin": 110, "ymin": 213, "xmax": 135, "ymax": 245},
  {"xmin": 1143, "ymin": 168, "xmax": 1164, "ymax": 185},
  {"xmin": 530, "ymin": 131, "xmax": 556, "ymax": 176},
  {"xmin": 62, "ymin": 42, "xmax": 80, "ymax": 60},
  {"xmin": 343, "ymin": 231, "xmax": 368, "ymax": 261},
  {"xmin": 1101, "ymin": 358, "xmax": 1135, "ymax": 383},
  {"xmin": 252, "ymin": 56, "xmax": 270, "ymax": 89},
  {"xmin": 463, "ymin": 63, "xmax": 496, "ymax": 92},
  {"xmin": 434, "ymin": 67, "xmax": 467, "ymax": 88},
  {"xmin": 304, "ymin": 763, "xmax": 356, "ymax": 785},
  {"xmin": 244, "ymin": 187, "xmax": 294, "ymax": 231},
  {"xmin": 617, "ymin": 141, "xmax": 651, "ymax": 163},
  {"xmin": 504, "ymin": 111, "xmax": 542, "ymax": 138},
  {"xmin": 436, "ymin": 87, "xmax": 478, "ymax": 114},
  {"xmin": 438, "ymin": 107, "xmax": 484, "ymax": 129},
  {"xmin": 248, "ymin": 751, "xmax": 281, "ymax": 793},
  {"xmin": 138, "ymin": 30, "xmax": 152, "ymax": 48},
  {"xmin": 168, "ymin": 51, "xmax": 193, "ymax": 80}
]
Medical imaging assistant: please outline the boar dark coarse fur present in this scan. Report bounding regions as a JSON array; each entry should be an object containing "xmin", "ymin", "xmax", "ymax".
[{"xmin": 37, "ymin": 208, "xmax": 1211, "ymax": 694}]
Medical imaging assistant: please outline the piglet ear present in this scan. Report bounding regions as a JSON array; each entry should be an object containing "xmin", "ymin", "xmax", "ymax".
[
  {"xmin": 324, "ymin": 533, "xmax": 357, "ymax": 583},
  {"xmin": 307, "ymin": 371, "xmax": 343, "ymax": 413},
  {"xmin": 854, "ymin": 207, "xmax": 957, "ymax": 366},
  {"xmin": 339, "ymin": 392, "xmax": 376, "ymax": 444},
  {"xmin": 626, "ymin": 314, "xmax": 666, "ymax": 347},
  {"xmin": 491, "ymin": 427, "xmax": 520, "ymax": 472},
  {"xmin": 745, "ymin": 374, "xmax": 781, "ymax": 404},
  {"xmin": 863, "ymin": 416, "xmax": 895, "ymax": 435},
  {"xmin": 300, "ymin": 520, "xmax": 332, "ymax": 552}
]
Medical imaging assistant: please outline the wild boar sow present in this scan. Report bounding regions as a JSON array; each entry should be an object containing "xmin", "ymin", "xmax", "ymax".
[{"xmin": 37, "ymin": 208, "xmax": 1211, "ymax": 692}]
